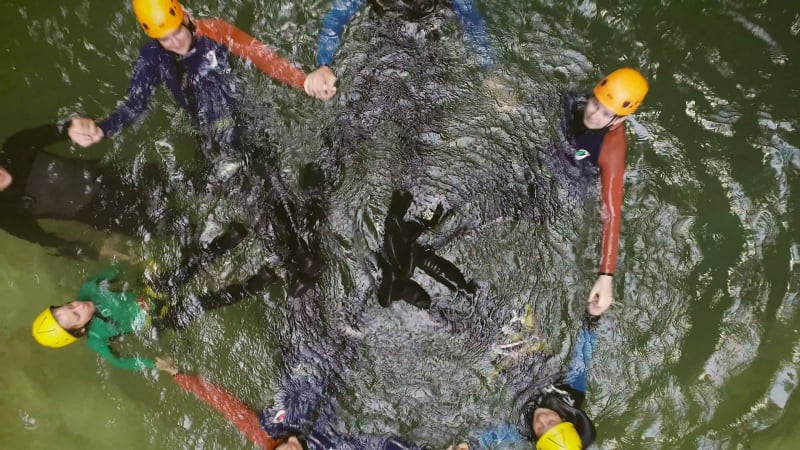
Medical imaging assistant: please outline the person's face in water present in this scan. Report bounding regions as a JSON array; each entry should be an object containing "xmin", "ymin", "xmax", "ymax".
[
  {"xmin": 158, "ymin": 25, "xmax": 193, "ymax": 56},
  {"xmin": 52, "ymin": 301, "xmax": 96, "ymax": 333},
  {"xmin": 532, "ymin": 407, "xmax": 564, "ymax": 438},
  {"xmin": 275, "ymin": 436, "xmax": 304, "ymax": 450},
  {"xmin": 0, "ymin": 167, "xmax": 12, "ymax": 191},
  {"xmin": 583, "ymin": 96, "xmax": 626, "ymax": 130}
]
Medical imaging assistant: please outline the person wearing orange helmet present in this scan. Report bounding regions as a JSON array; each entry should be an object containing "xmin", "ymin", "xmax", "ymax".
[
  {"xmin": 67, "ymin": 0, "xmax": 310, "ymax": 182},
  {"xmin": 562, "ymin": 67, "xmax": 649, "ymax": 316}
]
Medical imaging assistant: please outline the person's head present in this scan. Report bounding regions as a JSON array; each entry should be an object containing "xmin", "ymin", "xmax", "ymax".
[
  {"xmin": 31, "ymin": 301, "xmax": 96, "ymax": 348},
  {"xmin": 275, "ymin": 436, "xmax": 308, "ymax": 450},
  {"xmin": 583, "ymin": 67, "xmax": 649, "ymax": 130},
  {"xmin": 0, "ymin": 166, "xmax": 12, "ymax": 191},
  {"xmin": 528, "ymin": 391, "xmax": 596, "ymax": 449},
  {"xmin": 132, "ymin": 0, "xmax": 193, "ymax": 56}
]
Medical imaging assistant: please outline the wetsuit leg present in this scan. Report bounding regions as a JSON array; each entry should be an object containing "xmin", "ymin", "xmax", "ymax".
[
  {"xmin": 159, "ymin": 264, "xmax": 279, "ymax": 330},
  {"xmin": 415, "ymin": 248, "xmax": 476, "ymax": 293},
  {"xmin": 394, "ymin": 278, "xmax": 431, "ymax": 309},
  {"xmin": 148, "ymin": 221, "xmax": 249, "ymax": 295},
  {"xmin": 382, "ymin": 215, "xmax": 417, "ymax": 278}
]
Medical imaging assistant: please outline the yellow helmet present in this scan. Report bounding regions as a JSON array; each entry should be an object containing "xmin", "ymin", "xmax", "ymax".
[
  {"xmin": 536, "ymin": 422, "xmax": 582, "ymax": 450},
  {"xmin": 593, "ymin": 67, "xmax": 649, "ymax": 116},
  {"xmin": 32, "ymin": 307, "xmax": 78, "ymax": 348},
  {"xmin": 132, "ymin": 0, "xmax": 185, "ymax": 39}
]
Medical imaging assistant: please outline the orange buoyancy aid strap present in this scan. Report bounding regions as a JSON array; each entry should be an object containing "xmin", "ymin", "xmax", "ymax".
[
  {"xmin": 195, "ymin": 18, "xmax": 307, "ymax": 90},
  {"xmin": 173, "ymin": 373, "xmax": 280, "ymax": 450},
  {"xmin": 596, "ymin": 123, "xmax": 627, "ymax": 274}
]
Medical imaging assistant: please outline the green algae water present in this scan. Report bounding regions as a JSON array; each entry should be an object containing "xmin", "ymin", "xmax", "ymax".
[{"xmin": 1, "ymin": 1, "xmax": 799, "ymax": 449}]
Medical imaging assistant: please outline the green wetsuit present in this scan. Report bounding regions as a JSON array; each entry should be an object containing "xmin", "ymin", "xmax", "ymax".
[{"xmin": 76, "ymin": 267, "xmax": 155, "ymax": 371}]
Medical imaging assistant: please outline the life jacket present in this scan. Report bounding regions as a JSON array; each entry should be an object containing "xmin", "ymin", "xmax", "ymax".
[{"xmin": 368, "ymin": 0, "xmax": 450, "ymax": 21}]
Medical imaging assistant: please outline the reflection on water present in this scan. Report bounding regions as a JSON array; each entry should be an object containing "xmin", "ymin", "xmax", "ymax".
[{"xmin": 1, "ymin": 0, "xmax": 798, "ymax": 449}]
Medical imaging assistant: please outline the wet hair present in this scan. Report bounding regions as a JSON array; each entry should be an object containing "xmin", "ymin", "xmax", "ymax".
[
  {"xmin": 523, "ymin": 390, "xmax": 596, "ymax": 448},
  {"xmin": 276, "ymin": 435, "xmax": 309, "ymax": 450}
]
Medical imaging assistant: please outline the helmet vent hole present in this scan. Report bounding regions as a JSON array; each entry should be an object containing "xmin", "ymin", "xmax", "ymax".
[
  {"xmin": 600, "ymin": 79, "xmax": 607, "ymax": 86},
  {"xmin": 169, "ymin": 8, "xmax": 176, "ymax": 16},
  {"xmin": 142, "ymin": 23, "xmax": 149, "ymax": 30},
  {"xmin": 622, "ymin": 101, "xmax": 630, "ymax": 108}
]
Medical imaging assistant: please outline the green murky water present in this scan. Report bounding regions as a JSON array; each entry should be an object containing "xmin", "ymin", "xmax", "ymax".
[{"xmin": 1, "ymin": 1, "xmax": 799, "ymax": 449}]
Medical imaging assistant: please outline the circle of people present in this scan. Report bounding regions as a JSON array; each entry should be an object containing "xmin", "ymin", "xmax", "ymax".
[{"xmin": 2, "ymin": 0, "xmax": 649, "ymax": 449}]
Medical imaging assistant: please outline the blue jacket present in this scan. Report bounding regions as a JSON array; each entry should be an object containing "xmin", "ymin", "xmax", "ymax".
[{"xmin": 316, "ymin": 0, "xmax": 495, "ymax": 68}]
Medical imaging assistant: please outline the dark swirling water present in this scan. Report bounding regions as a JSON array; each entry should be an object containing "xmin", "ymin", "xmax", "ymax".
[{"xmin": 1, "ymin": 1, "xmax": 798, "ymax": 449}]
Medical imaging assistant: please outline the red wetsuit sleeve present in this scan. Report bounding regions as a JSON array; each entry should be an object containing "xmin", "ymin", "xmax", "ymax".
[
  {"xmin": 596, "ymin": 124, "xmax": 627, "ymax": 274},
  {"xmin": 195, "ymin": 18, "xmax": 307, "ymax": 90},
  {"xmin": 173, "ymin": 373, "xmax": 279, "ymax": 450}
]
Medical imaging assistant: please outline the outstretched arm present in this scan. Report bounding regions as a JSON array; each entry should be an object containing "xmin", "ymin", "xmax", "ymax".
[
  {"xmin": 1, "ymin": 124, "xmax": 68, "ymax": 165},
  {"xmin": 171, "ymin": 371, "xmax": 279, "ymax": 450},
  {"xmin": 588, "ymin": 125, "xmax": 627, "ymax": 314},
  {"xmin": 195, "ymin": 18, "xmax": 307, "ymax": 90},
  {"xmin": 86, "ymin": 336, "xmax": 156, "ymax": 371},
  {"xmin": 95, "ymin": 48, "xmax": 162, "ymax": 140},
  {"xmin": 306, "ymin": 0, "xmax": 367, "ymax": 100},
  {"xmin": 563, "ymin": 312, "xmax": 600, "ymax": 404},
  {"xmin": 316, "ymin": 0, "xmax": 367, "ymax": 68},
  {"xmin": 0, "ymin": 216, "xmax": 99, "ymax": 259},
  {"xmin": 451, "ymin": 0, "xmax": 495, "ymax": 68}
]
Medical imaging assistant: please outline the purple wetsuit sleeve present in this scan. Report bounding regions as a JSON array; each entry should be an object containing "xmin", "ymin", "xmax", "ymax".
[{"xmin": 98, "ymin": 47, "xmax": 162, "ymax": 137}]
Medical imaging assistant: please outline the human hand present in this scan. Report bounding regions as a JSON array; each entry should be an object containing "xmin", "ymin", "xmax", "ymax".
[
  {"xmin": 67, "ymin": 117, "xmax": 104, "ymax": 147},
  {"xmin": 483, "ymin": 74, "xmax": 519, "ymax": 111},
  {"xmin": 445, "ymin": 444, "xmax": 469, "ymax": 450},
  {"xmin": 155, "ymin": 357, "xmax": 179, "ymax": 375},
  {"xmin": 99, "ymin": 240, "xmax": 132, "ymax": 262},
  {"xmin": 587, "ymin": 274, "xmax": 614, "ymax": 315},
  {"xmin": 304, "ymin": 65, "xmax": 338, "ymax": 100}
]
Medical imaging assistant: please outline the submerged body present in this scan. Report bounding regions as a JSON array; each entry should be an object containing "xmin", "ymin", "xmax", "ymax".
[{"xmin": 0, "ymin": 124, "xmax": 173, "ymax": 257}]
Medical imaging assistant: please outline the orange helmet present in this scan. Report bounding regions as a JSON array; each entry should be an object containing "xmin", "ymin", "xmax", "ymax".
[
  {"xmin": 593, "ymin": 68, "xmax": 649, "ymax": 116},
  {"xmin": 132, "ymin": 0, "xmax": 185, "ymax": 39}
]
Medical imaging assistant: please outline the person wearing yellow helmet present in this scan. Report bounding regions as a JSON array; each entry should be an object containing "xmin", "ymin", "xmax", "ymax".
[
  {"xmin": 32, "ymin": 259, "xmax": 280, "ymax": 370},
  {"xmin": 66, "ymin": 0, "xmax": 312, "ymax": 183},
  {"xmin": 446, "ymin": 311, "xmax": 601, "ymax": 450},
  {"xmin": 560, "ymin": 67, "xmax": 649, "ymax": 317}
]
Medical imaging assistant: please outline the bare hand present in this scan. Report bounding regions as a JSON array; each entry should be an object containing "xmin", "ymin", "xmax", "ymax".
[
  {"xmin": 304, "ymin": 66, "xmax": 338, "ymax": 100},
  {"xmin": 484, "ymin": 75, "xmax": 519, "ymax": 111},
  {"xmin": 68, "ymin": 117, "xmax": 104, "ymax": 147},
  {"xmin": 99, "ymin": 240, "xmax": 132, "ymax": 262},
  {"xmin": 587, "ymin": 275, "xmax": 614, "ymax": 315},
  {"xmin": 155, "ymin": 357, "xmax": 179, "ymax": 375}
]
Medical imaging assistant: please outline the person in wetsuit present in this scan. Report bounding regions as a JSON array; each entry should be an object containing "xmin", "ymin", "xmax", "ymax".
[
  {"xmin": 443, "ymin": 310, "xmax": 601, "ymax": 450},
  {"xmin": 304, "ymin": 0, "xmax": 495, "ymax": 100},
  {"xmin": 67, "ymin": 0, "xmax": 310, "ymax": 182},
  {"xmin": 377, "ymin": 189, "xmax": 475, "ymax": 310},
  {"xmin": 561, "ymin": 68, "xmax": 649, "ymax": 316},
  {"xmin": 0, "ymin": 123, "xmax": 183, "ymax": 258},
  {"xmin": 31, "ymin": 261, "xmax": 280, "ymax": 370},
  {"xmin": 152, "ymin": 290, "xmax": 432, "ymax": 450}
]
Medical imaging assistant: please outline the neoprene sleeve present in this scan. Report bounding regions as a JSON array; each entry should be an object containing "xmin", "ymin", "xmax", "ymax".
[{"xmin": 596, "ymin": 124, "xmax": 627, "ymax": 274}]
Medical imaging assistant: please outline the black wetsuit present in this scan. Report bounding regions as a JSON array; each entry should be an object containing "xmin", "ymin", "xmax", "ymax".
[
  {"xmin": 0, "ymin": 124, "xmax": 174, "ymax": 258},
  {"xmin": 376, "ymin": 189, "xmax": 475, "ymax": 309}
]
